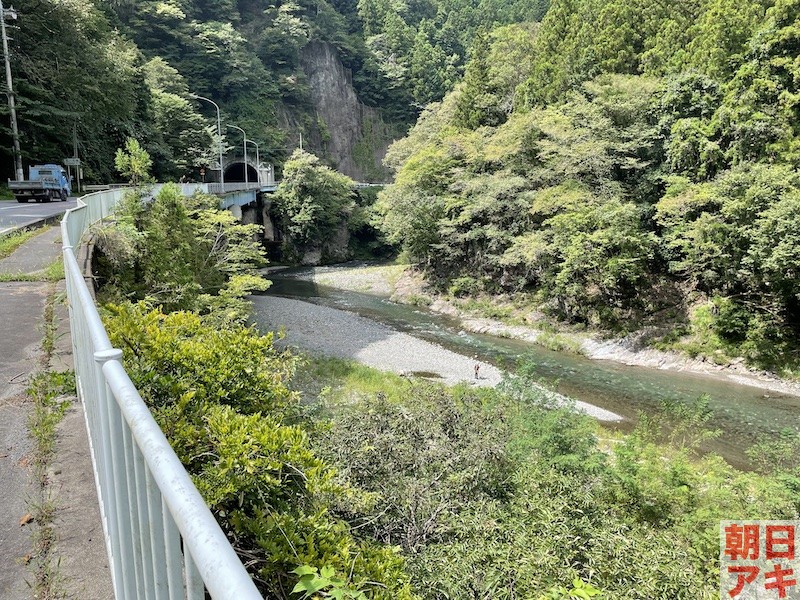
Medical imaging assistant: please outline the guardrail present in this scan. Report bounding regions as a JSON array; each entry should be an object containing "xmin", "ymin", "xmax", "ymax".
[{"xmin": 62, "ymin": 188, "xmax": 262, "ymax": 600}]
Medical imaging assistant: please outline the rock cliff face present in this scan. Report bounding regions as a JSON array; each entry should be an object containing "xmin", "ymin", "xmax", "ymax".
[{"xmin": 299, "ymin": 41, "xmax": 398, "ymax": 182}]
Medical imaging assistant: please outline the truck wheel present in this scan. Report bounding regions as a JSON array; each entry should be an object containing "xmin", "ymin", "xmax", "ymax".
[
  {"xmin": 16, "ymin": 197, "xmax": 27, "ymax": 203},
  {"xmin": 60, "ymin": 190, "xmax": 67, "ymax": 202}
]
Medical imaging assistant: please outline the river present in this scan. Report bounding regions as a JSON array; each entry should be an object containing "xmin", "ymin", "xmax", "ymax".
[{"xmin": 261, "ymin": 275, "xmax": 800, "ymax": 469}]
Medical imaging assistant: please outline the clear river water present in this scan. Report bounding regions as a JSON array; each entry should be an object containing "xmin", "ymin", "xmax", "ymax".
[{"xmin": 263, "ymin": 276, "xmax": 800, "ymax": 469}]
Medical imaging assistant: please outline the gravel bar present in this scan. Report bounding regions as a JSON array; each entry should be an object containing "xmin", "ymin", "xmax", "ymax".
[{"xmin": 251, "ymin": 295, "xmax": 623, "ymax": 422}]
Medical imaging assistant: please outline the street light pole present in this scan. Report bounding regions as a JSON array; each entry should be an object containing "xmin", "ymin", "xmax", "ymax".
[
  {"xmin": 190, "ymin": 93, "xmax": 224, "ymax": 188},
  {"xmin": 247, "ymin": 139, "xmax": 260, "ymax": 184},
  {"xmin": 227, "ymin": 124, "xmax": 248, "ymax": 186},
  {"xmin": 1, "ymin": 1, "xmax": 23, "ymax": 181}
]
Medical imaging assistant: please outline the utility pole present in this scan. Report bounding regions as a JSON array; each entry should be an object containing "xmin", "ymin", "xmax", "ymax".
[
  {"xmin": 72, "ymin": 121, "xmax": 81, "ymax": 193},
  {"xmin": 0, "ymin": 1, "xmax": 22, "ymax": 181}
]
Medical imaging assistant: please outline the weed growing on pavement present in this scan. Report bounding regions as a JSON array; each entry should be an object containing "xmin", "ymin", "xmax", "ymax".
[
  {"xmin": 24, "ymin": 279, "xmax": 75, "ymax": 600},
  {"xmin": 0, "ymin": 258, "xmax": 65, "ymax": 283},
  {"xmin": 0, "ymin": 226, "xmax": 49, "ymax": 259}
]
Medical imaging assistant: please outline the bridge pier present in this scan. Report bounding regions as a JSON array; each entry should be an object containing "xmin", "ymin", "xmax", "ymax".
[
  {"xmin": 262, "ymin": 203, "xmax": 276, "ymax": 242},
  {"xmin": 241, "ymin": 203, "xmax": 258, "ymax": 226},
  {"xmin": 225, "ymin": 195, "xmax": 276, "ymax": 243},
  {"xmin": 227, "ymin": 204, "xmax": 243, "ymax": 220}
]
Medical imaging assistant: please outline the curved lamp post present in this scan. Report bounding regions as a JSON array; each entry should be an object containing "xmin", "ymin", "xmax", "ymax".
[
  {"xmin": 246, "ymin": 139, "xmax": 260, "ymax": 184},
  {"xmin": 227, "ymin": 124, "xmax": 248, "ymax": 186},
  {"xmin": 190, "ymin": 94, "xmax": 224, "ymax": 188}
]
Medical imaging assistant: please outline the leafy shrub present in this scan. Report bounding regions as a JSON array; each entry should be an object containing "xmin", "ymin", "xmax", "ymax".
[
  {"xmin": 94, "ymin": 184, "xmax": 267, "ymax": 318},
  {"xmin": 309, "ymin": 359, "xmax": 799, "ymax": 599},
  {"xmin": 102, "ymin": 303, "xmax": 416, "ymax": 599},
  {"xmin": 315, "ymin": 384, "xmax": 514, "ymax": 553},
  {"xmin": 447, "ymin": 276, "xmax": 482, "ymax": 297}
]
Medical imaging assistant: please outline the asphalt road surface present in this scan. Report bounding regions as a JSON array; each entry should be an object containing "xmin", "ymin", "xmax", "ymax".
[{"xmin": 0, "ymin": 197, "xmax": 78, "ymax": 234}]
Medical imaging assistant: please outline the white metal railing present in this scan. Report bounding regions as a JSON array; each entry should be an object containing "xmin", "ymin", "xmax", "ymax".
[
  {"xmin": 62, "ymin": 188, "xmax": 262, "ymax": 600},
  {"xmin": 207, "ymin": 182, "xmax": 267, "ymax": 194}
]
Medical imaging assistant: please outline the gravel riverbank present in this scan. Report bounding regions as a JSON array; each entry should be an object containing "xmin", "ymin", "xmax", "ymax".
[
  {"xmin": 250, "ymin": 294, "xmax": 624, "ymax": 422},
  {"xmin": 268, "ymin": 262, "xmax": 800, "ymax": 399}
]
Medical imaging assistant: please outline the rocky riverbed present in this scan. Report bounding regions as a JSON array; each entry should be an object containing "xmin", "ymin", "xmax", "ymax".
[
  {"xmin": 264, "ymin": 262, "xmax": 800, "ymax": 399},
  {"xmin": 250, "ymin": 293, "xmax": 624, "ymax": 422}
]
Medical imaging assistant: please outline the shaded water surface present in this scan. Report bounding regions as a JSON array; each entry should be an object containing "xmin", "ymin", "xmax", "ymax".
[{"xmin": 261, "ymin": 276, "xmax": 800, "ymax": 469}]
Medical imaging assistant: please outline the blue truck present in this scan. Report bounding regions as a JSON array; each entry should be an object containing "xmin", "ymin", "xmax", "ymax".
[{"xmin": 9, "ymin": 164, "xmax": 71, "ymax": 203}]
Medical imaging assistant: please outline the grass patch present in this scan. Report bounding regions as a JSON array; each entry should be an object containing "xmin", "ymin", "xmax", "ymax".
[
  {"xmin": 455, "ymin": 297, "xmax": 521, "ymax": 323},
  {"xmin": 0, "ymin": 257, "xmax": 65, "ymax": 282},
  {"xmin": 404, "ymin": 293, "xmax": 433, "ymax": 307},
  {"xmin": 294, "ymin": 355, "xmax": 414, "ymax": 405},
  {"xmin": 651, "ymin": 302, "xmax": 737, "ymax": 365},
  {"xmin": 27, "ymin": 371, "xmax": 74, "ymax": 482},
  {"xmin": 536, "ymin": 331, "xmax": 584, "ymax": 355},
  {"xmin": 0, "ymin": 226, "xmax": 50, "ymax": 259},
  {"xmin": 0, "ymin": 184, "xmax": 15, "ymax": 200},
  {"xmin": 26, "ymin": 370, "xmax": 74, "ymax": 600},
  {"xmin": 25, "ymin": 281, "xmax": 75, "ymax": 600}
]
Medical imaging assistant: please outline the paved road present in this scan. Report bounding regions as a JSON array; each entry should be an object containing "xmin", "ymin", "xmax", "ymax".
[{"xmin": 0, "ymin": 197, "xmax": 78, "ymax": 235}]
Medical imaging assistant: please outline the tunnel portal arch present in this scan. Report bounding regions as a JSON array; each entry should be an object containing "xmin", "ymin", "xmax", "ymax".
[{"xmin": 223, "ymin": 162, "xmax": 259, "ymax": 183}]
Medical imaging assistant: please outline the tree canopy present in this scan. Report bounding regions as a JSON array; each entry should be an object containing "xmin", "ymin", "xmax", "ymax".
[{"xmin": 375, "ymin": 0, "xmax": 800, "ymax": 372}]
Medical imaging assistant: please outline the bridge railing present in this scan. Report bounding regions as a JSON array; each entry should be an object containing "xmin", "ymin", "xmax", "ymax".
[
  {"xmin": 207, "ymin": 182, "xmax": 266, "ymax": 194},
  {"xmin": 62, "ymin": 188, "xmax": 262, "ymax": 600}
]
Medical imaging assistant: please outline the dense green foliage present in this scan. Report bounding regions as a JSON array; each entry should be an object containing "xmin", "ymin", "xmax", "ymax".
[
  {"xmin": 94, "ymin": 182, "xmax": 268, "ymax": 319},
  {"xmin": 309, "ymin": 357, "xmax": 799, "ymax": 599},
  {"xmin": 97, "ymin": 178, "xmax": 416, "ymax": 598},
  {"xmin": 272, "ymin": 149, "xmax": 393, "ymax": 262},
  {"xmin": 355, "ymin": 0, "xmax": 548, "ymax": 107},
  {"xmin": 94, "ymin": 147, "xmax": 799, "ymax": 597},
  {"xmin": 103, "ymin": 304, "xmax": 416, "ymax": 599},
  {"xmin": 377, "ymin": 0, "xmax": 800, "ymax": 373},
  {"xmin": 274, "ymin": 149, "xmax": 357, "ymax": 261},
  {"xmin": 1, "ymin": 0, "xmax": 552, "ymax": 182}
]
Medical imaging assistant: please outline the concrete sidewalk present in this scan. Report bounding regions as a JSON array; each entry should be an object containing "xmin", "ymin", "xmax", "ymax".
[
  {"xmin": 0, "ymin": 227, "xmax": 112, "ymax": 599},
  {"xmin": 0, "ymin": 226, "xmax": 63, "ymax": 274}
]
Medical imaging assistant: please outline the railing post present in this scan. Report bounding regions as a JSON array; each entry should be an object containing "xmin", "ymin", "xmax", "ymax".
[{"xmin": 93, "ymin": 348, "xmax": 129, "ymax": 599}]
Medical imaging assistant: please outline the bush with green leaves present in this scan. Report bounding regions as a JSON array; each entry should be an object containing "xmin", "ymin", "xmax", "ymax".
[
  {"xmin": 316, "ymin": 383, "xmax": 514, "ymax": 553},
  {"xmin": 102, "ymin": 303, "xmax": 416, "ymax": 599},
  {"xmin": 94, "ymin": 183, "xmax": 268, "ymax": 319},
  {"xmin": 309, "ymin": 358, "xmax": 799, "ymax": 599}
]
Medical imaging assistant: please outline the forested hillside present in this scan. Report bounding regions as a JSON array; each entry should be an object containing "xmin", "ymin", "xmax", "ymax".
[
  {"xmin": 377, "ymin": 0, "xmax": 800, "ymax": 374},
  {"xmin": 0, "ymin": 0, "xmax": 548, "ymax": 182}
]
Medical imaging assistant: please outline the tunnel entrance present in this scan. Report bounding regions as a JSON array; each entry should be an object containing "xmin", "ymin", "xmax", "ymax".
[{"xmin": 224, "ymin": 162, "xmax": 259, "ymax": 183}]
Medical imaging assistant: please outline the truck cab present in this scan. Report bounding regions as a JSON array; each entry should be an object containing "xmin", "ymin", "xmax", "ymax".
[{"xmin": 9, "ymin": 164, "xmax": 72, "ymax": 202}]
